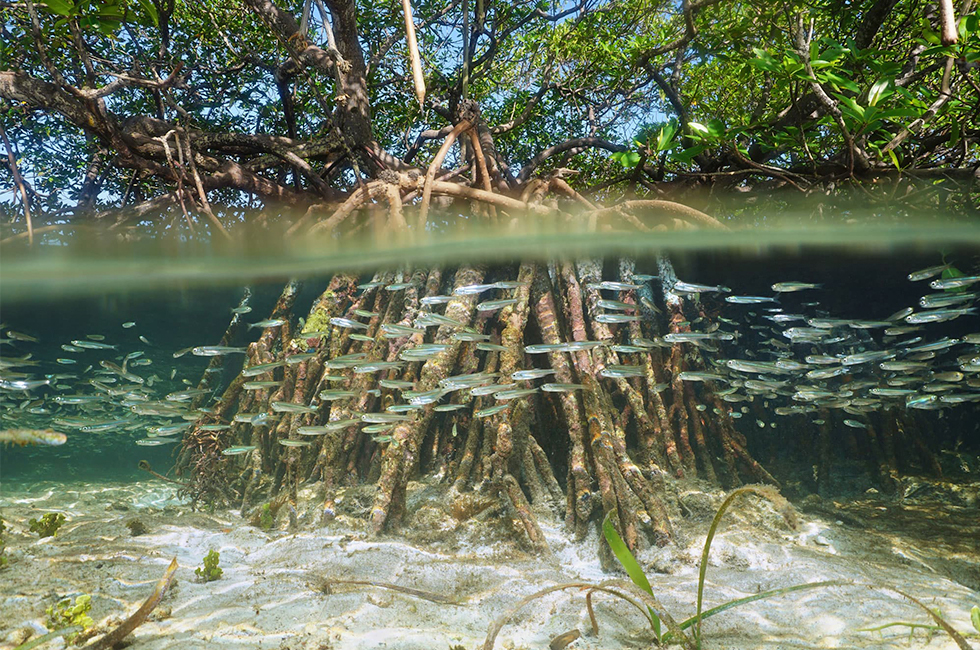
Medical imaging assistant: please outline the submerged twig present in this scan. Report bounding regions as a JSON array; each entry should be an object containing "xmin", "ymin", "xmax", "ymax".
[
  {"xmin": 315, "ymin": 578, "xmax": 463, "ymax": 605},
  {"xmin": 84, "ymin": 557, "xmax": 178, "ymax": 650},
  {"xmin": 138, "ymin": 460, "xmax": 190, "ymax": 488}
]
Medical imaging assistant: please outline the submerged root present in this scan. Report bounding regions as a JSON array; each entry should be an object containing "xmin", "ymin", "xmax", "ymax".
[{"xmin": 174, "ymin": 256, "xmax": 806, "ymax": 553}]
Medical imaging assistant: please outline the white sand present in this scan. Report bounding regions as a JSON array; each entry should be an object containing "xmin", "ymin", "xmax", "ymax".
[{"xmin": 1, "ymin": 478, "xmax": 977, "ymax": 650}]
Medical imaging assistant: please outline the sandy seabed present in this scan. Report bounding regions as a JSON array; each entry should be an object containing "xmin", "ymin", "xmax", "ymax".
[{"xmin": 1, "ymin": 478, "xmax": 977, "ymax": 650}]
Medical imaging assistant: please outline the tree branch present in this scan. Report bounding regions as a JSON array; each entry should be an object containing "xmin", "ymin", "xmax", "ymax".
[{"xmin": 518, "ymin": 138, "xmax": 626, "ymax": 183}]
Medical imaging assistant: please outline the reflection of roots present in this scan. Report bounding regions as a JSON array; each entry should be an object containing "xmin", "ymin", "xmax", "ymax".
[{"xmin": 176, "ymin": 254, "xmax": 781, "ymax": 555}]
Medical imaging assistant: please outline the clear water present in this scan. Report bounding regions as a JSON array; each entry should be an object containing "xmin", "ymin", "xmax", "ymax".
[
  {"xmin": 3, "ymin": 225, "xmax": 980, "ymax": 484},
  {"xmin": 2, "ymin": 220, "xmax": 979, "ymax": 649}
]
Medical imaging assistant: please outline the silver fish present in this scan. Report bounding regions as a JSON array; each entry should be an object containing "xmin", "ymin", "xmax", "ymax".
[
  {"xmin": 494, "ymin": 388, "xmax": 539, "ymax": 400},
  {"xmin": 771, "ymin": 282, "xmax": 821, "ymax": 292},
  {"xmin": 192, "ymin": 346, "xmax": 246, "ymax": 356},
  {"xmin": 596, "ymin": 314, "xmax": 642, "ymax": 323},
  {"xmin": 930, "ymin": 275, "xmax": 980, "ymax": 290},
  {"xmin": 597, "ymin": 299, "xmax": 636, "ymax": 311},
  {"xmin": 222, "ymin": 445, "xmax": 257, "ymax": 455},
  {"xmin": 599, "ymin": 365, "xmax": 645, "ymax": 378},
  {"xmin": 330, "ymin": 317, "xmax": 369, "ymax": 330},
  {"xmin": 71, "ymin": 340, "xmax": 117, "ymax": 350},
  {"xmin": 452, "ymin": 331, "xmax": 490, "ymax": 342},
  {"xmin": 472, "ymin": 383, "xmax": 516, "ymax": 396},
  {"xmin": 318, "ymin": 390, "xmax": 358, "ymax": 401},
  {"xmin": 672, "ymin": 281, "xmax": 730, "ymax": 294},
  {"xmin": 271, "ymin": 402, "xmax": 318, "ymax": 414},
  {"xmin": 385, "ymin": 282, "xmax": 416, "ymax": 291},
  {"xmin": 382, "ymin": 324, "xmax": 426, "ymax": 337},
  {"xmin": 476, "ymin": 298, "xmax": 519, "ymax": 312},
  {"xmin": 677, "ymin": 371, "xmax": 727, "ymax": 382},
  {"xmin": 420, "ymin": 295, "xmax": 453, "ymax": 305},
  {"xmin": 453, "ymin": 283, "xmax": 498, "ymax": 295},
  {"xmin": 511, "ymin": 369, "xmax": 557, "ymax": 380},
  {"xmin": 905, "ymin": 308, "xmax": 976, "ymax": 324},
  {"xmin": 725, "ymin": 295, "xmax": 776, "ymax": 304},
  {"xmin": 541, "ymin": 383, "xmax": 585, "ymax": 392},
  {"xmin": 587, "ymin": 281, "xmax": 641, "ymax": 291},
  {"xmin": 475, "ymin": 403, "xmax": 510, "ymax": 418},
  {"xmin": 279, "ymin": 439, "xmax": 312, "ymax": 447},
  {"xmin": 249, "ymin": 319, "xmax": 286, "ymax": 329},
  {"xmin": 908, "ymin": 264, "xmax": 951, "ymax": 281},
  {"xmin": 242, "ymin": 360, "xmax": 285, "ymax": 376}
]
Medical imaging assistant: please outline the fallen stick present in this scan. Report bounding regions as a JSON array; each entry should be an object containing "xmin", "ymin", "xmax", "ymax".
[{"xmin": 84, "ymin": 557, "xmax": 179, "ymax": 650}]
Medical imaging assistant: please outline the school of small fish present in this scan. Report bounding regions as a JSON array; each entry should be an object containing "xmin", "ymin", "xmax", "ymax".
[{"xmin": 1, "ymin": 261, "xmax": 978, "ymax": 452}]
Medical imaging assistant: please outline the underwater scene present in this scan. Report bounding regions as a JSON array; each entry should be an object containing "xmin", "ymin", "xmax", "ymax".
[{"xmin": 2, "ymin": 232, "xmax": 979, "ymax": 650}]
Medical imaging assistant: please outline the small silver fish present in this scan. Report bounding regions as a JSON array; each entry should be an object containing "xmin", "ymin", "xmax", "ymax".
[
  {"xmin": 541, "ymin": 383, "xmax": 585, "ymax": 392},
  {"xmin": 242, "ymin": 360, "xmax": 285, "ymax": 376},
  {"xmin": 475, "ymin": 403, "xmax": 510, "ymax": 418},
  {"xmin": 725, "ymin": 295, "xmax": 776, "ymax": 304},
  {"xmin": 908, "ymin": 264, "xmax": 951, "ymax": 281},
  {"xmin": 420, "ymin": 295, "xmax": 454, "ymax": 305},
  {"xmin": 596, "ymin": 314, "xmax": 641, "ymax": 324},
  {"xmin": 385, "ymin": 282, "xmax": 416, "ymax": 291},
  {"xmin": 511, "ymin": 369, "xmax": 557, "ymax": 380},
  {"xmin": 192, "ymin": 346, "xmax": 246, "ymax": 356},
  {"xmin": 587, "ymin": 281, "xmax": 641, "ymax": 291},
  {"xmin": 331, "ymin": 317, "xmax": 369, "ymax": 330},
  {"xmin": 599, "ymin": 365, "xmax": 645, "ymax": 378},
  {"xmin": 476, "ymin": 298, "xmax": 519, "ymax": 312},
  {"xmin": 71, "ymin": 340, "xmax": 116, "ymax": 350},
  {"xmin": 249, "ymin": 318, "xmax": 286, "ymax": 330},
  {"xmin": 772, "ymin": 282, "xmax": 821, "ymax": 292},
  {"xmin": 453, "ymin": 283, "xmax": 498, "ymax": 295},
  {"xmin": 930, "ymin": 275, "xmax": 980, "ymax": 290},
  {"xmin": 271, "ymin": 402, "xmax": 318, "ymax": 413},
  {"xmin": 222, "ymin": 445, "xmax": 257, "ymax": 455}
]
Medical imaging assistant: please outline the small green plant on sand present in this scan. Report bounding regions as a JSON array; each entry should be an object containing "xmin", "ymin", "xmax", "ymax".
[
  {"xmin": 45, "ymin": 594, "xmax": 94, "ymax": 640},
  {"xmin": 972, "ymin": 605, "xmax": 980, "ymax": 633},
  {"xmin": 29, "ymin": 513, "xmax": 66, "ymax": 538},
  {"xmin": 195, "ymin": 549, "xmax": 223, "ymax": 582}
]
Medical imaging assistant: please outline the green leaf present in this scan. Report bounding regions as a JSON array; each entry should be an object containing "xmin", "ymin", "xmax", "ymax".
[
  {"xmin": 602, "ymin": 515, "xmax": 661, "ymax": 640},
  {"xmin": 750, "ymin": 47, "xmax": 778, "ymax": 72},
  {"xmin": 688, "ymin": 121, "xmax": 710, "ymax": 135},
  {"xmin": 823, "ymin": 72, "xmax": 861, "ymax": 93},
  {"xmin": 867, "ymin": 78, "xmax": 891, "ymax": 107},
  {"xmin": 971, "ymin": 605, "xmax": 979, "ymax": 633},
  {"xmin": 672, "ymin": 144, "xmax": 707, "ymax": 163},
  {"xmin": 40, "ymin": 0, "xmax": 74, "ymax": 16},
  {"xmin": 839, "ymin": 94, "xmax": 866, "ymax": 117},
  {"xmin": 886, "ymin": 148, "xmax": 900, "ymax": 170},
  {"xmin": 656, "ymin": 121, "xmax": 678, "ymax": 151}
]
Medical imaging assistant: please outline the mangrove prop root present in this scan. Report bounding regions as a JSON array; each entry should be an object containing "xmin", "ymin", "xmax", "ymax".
[{"xmin": 179, "ymin": 255, "xmax": 797, "ymax": 552}]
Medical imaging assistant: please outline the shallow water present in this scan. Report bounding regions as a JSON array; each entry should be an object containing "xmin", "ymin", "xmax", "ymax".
[{"xmin": 2, "ymin": 224, "xmax": 980, "ymax": 648}]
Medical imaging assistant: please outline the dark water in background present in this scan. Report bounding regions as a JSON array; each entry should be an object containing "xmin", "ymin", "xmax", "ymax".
[{"xmin": 2, "ymin": 235, "xmax": 980, "ymax": 488}]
